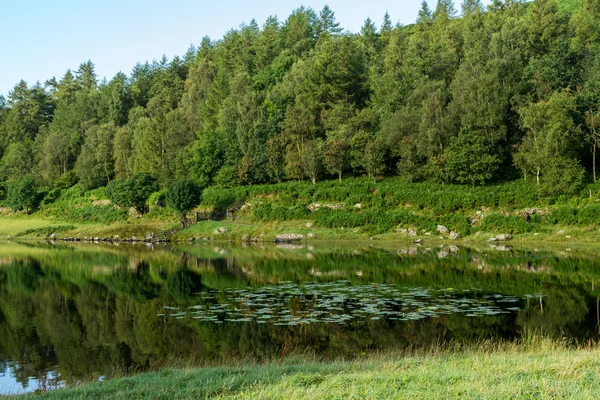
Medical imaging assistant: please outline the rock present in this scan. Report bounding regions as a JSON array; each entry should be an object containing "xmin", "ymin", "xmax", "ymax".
[
  {"xmin": 6, "ymin": 235, "xmax": 11, "ymax": 240},
  {"xmin": 438, "ymin": 250, "xmax": 449, "ymax": 259},
  {"xmin": 565, "ymin": 235, "xmax": 572, "ymax": 239},
  {"xmin": 307, "ymin": 233, "xmax": 316, "ymax": 238},
  {"xmin": 306, "ymin": 222, "xmax": 313, "ymax": 228},
  {"xmin": 93, "ymin": 237, "xmax": 100, "ymax": 242},
  {"xmin": 113, "ymin": 235, "xmax": 120, "ymax": 241},
  {"xmin": 495, "ymin": 234, "xmax": 513, "ymax": 241},
  {"xmin": 449, "ymin": 231, "xmax": 460, "ymax": 240},
  {"xmin": 241, "ymin": 235, "xmax": 250, "ymax": 242},
  {"xmin": 275, "ymin": 233, "xmax": 304, "ymax": 243},
  {"xmin": 50, "ymin": 233, "xmax": 58, "ymax": 239},
  {"xmin": 425, "ymin": 232, "xmax": 431, "ymax": 236},
  {"xmin": 131, "ymin": 236, "xmax": 138, "ymax": 241},
  {"xmin": 212, "ymin": 230, "xmax": 221, "ymax": 236},
  {"xmin": 408, "ymin": 228, "xmax": 418, "ymax": 237},
  {"xmin": 218, "ymin": 227, "xmax": 228, "ymax": 234},
  {"xmin": 437, "ymin": 225, "xmax": 450, "ymax": 235},
  {"xmin": 448, "ymin": 245, "xmax": 460, "ymax": 253},
  {"xmin": 488, "ymin": 237, "xmax": 498, "ymax": 242},
  {"xmin": 557, "ymin": 230, "xmax": 565, "ymax": 235},
  {"xmin": 354, "ymin": 203, "xmax": 362, "ymax": 209},
  {"xmin": 413, "ymin": 239, "xmax": 423, "ymax": 244},
  {"xmin": 92, "ymin": 199, "xmax": 111, "ymax": 206}
]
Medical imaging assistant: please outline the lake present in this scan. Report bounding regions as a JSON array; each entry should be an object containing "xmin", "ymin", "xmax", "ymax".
[{"xmin": 0, "ymin": 241, "xmax": 599, "ymax": 394}]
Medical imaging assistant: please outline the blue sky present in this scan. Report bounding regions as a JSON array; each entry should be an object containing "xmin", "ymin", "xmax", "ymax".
[{"xmin": 0, "ymin": 1, "xmax": 488, "ymax": 97}]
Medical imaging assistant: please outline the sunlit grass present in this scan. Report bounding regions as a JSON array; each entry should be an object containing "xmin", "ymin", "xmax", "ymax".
[{"xmin": 17, "ymin": 339, "xmax": 600, "ymax": 399}]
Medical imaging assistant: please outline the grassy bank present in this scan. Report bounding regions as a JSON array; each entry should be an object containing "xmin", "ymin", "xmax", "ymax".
[
  {"xmin": 20, "ymin": 340, "xmax": 600, "ymax": 399},
  {"xmin": 3, "ymin": 177, "xmax": 600, "ymax": 243}
]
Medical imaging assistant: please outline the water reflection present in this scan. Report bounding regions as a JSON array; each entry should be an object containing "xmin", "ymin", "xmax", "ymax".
[{"xmin": 0, "ymin": 241, "xmax": 598, "ymax": 394}]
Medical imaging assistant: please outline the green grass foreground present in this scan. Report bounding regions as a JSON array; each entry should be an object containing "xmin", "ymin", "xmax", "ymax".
[{"xmin": 22, "ymin": 341, "xmax": 600, "ymax": 399}]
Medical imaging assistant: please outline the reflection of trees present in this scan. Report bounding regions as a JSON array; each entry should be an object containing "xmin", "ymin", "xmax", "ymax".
[{"xmin": 0, "ymin": 250, "xmax": 598, "ymax": 383}]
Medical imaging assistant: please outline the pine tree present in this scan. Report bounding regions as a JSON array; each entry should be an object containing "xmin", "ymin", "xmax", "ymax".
[{"xmin": 316, "ymin": 5, "xmax": 342, "ymax": 37}]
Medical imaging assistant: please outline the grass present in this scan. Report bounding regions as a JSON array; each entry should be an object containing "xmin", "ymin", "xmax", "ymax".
[
  {"xmin": 4, "ymin": 176, "xmax": 600, "ymax": 242},
  {"xmin": 19, "ymin": 339, "xmax": 600, "ymax": 399}
]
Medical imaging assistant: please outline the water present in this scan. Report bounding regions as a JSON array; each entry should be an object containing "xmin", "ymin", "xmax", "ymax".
[{"xmin": 0, "ymin": 241, "xmax": 599, "ymax": 394}]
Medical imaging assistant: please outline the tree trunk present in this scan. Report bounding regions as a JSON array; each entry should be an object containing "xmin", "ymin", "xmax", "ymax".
[
  {"xmin": 338, "ymin": 172, "xmax": 342, "ymax": 182},
  {"xmin": 536, "ymin": 168, "xmax": 540, "ymax": 185},
  {"xmin": 594, "ymin": 139, "xmax": 597, "ymax": 182}
]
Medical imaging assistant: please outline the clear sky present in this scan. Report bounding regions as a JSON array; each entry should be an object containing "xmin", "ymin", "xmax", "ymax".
[{"xmin": 0, "ymin": 1, "xmax": 487, "ymax": 97}]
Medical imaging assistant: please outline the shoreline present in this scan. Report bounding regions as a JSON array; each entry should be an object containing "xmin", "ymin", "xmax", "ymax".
[{"xmin": 14, "ymin": 341, "xmax": 600, "ymax": 399}]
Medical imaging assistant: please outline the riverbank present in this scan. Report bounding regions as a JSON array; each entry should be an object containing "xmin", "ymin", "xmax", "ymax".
[
  {"xmin": 2, "ymin": 213, "xmax": 600, "ymax": 248},
  {"xmin": 3, "ymin": 177, "xmax": 600, "ymax": 244},
  {"xmin": 17, "ymin": 340, "xmax": 600, "ymax": 399}
]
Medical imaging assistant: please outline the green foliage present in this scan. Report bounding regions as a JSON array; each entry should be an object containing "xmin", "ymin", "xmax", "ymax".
[
  {"xmin": 443, "ymin": 128, "xmax": 500, "ymax": 185},
  {"xmin": 7, "ymin": 175, "xmax": 39, "ymax": 212},
  {"xmin": 1, "ymin": 2, "xmax": 598, "ymax": 210},
  {"xmin": 546, "ymin": 204, "xmax": 600, "ymax": 225},
  {"xmin": 166, "ymin": 180, "xmax": 203, "ymax": 217},
  {"xmin": 479, "ymin": 214, "xmax": 538, "ymax": 234},
  {"xmin": 105, "ymin": 173, "xmax": 158, "ymax": 212},
  {"xmin": 16, "ymin": 224, "xmax": 76, "ymax": 237}
]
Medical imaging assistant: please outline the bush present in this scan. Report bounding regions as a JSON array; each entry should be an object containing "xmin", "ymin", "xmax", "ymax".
[
  {"xmin": 166, "ymin": 180, "xmax": 203, "ymax": 218},
  {"xmin": 7, "ymin": 176, "xmax": 39, "ymax": 212},
  {"xmin": 479, "ymin": 214, "xmax": 537, "ymax": 234},
  {"xmin": 105, "ymin": 173, "xmax": 158, "ymax": 213},
  {"xmin": 545, "ymin": 205, "xmax": 600, "ymax": 226}
]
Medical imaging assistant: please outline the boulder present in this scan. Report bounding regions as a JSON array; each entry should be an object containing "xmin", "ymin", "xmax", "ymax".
[
  {"xmin": 408, "ymin": 228, "xmax": 418, "ymax": 237},
  {"xmin": 449, "ymin": 231, "xmax": 460, "ymax": 240},
  {"xmin": 218, "ymin": 227, "xmax": 228, "ymax": 234},
  {"xmin": 307, "ymin": 233, "xmax": 316, "ymax": 238},
  {"xmin": 437, "ymin": 225, "xmax": 450, "ymax": 235},
  {"xmin": 275, "ymin": 233, "xmax": 304, "ymax": 243}
]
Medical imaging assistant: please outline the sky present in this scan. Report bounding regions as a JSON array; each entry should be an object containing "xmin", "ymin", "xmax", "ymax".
[{"xmin": 0, "ymin": 0, "xmax": 488, "ymax": 98}]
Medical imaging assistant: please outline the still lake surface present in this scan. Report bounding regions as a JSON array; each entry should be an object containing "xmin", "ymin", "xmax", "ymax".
[{"xmin": 0, "ymin": 240, "xmax": 599, "ymax": 394}]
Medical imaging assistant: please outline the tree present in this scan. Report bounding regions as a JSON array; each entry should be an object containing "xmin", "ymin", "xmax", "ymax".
[
  {"xmin": 515, "ymin": 91, "xmax": 584, "ymax": 193},
  {"xmin": 0, "ymin": 142, "xmax": 33, "ymax": 183},
  {"xmin": 7, "ymin": 175, "xmax": 39, "ymax": 213},
  {"xmin": 166, "ymin": 180, "xmax": 202, "ymax": 220},
  {"xmin": 461, "ymin": 0, "xmax": 483, "ymax": 16},
  {"xmin": 299, "ymin": 140, "xmax": 323, "ymax": 184},
  {"xmin": 315, "ymin": 5, "xmax": 342, "ymax": 37},
  {"xmin": 75, "ymin": 123, "xmax": 116, "ymax": 190},
  {"xmin": 443, "ymin": 128, "xmax": 500, "ymax": 185},
  {"xmin": 105, "ymin": 173, "xmax": 158, "ymax": 213}
]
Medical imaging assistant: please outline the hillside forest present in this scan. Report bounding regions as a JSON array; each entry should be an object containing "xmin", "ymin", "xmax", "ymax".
[{"xmin": 1, "ymin": 0, "xmax": 599, "ymax": 202}]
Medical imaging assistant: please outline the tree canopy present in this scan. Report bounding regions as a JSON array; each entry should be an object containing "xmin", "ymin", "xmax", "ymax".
[{"xmin": 0, "ymin": 1, "xmax": 596, "ymax": 198}]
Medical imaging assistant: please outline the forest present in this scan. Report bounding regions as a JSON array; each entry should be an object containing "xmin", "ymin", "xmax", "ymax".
[{"xmin": 0, "ymin": 0, "xmax": 599, "ymax": 203}]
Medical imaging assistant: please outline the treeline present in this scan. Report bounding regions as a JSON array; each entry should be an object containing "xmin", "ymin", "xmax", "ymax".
[{"xmin": 1, "ymin": 0, "xmax": 599, "ymax": 199}]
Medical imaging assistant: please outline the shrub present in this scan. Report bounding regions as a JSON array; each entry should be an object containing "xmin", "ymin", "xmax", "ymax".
[
  {"xmin": 166, "ymin": 180, "xmax": 203, "ymax": 218},
  {"xmin": 479, "ymin": 214, "xmax": 536, "ymax": 234},
  {"xmin": 105, "ymin": 173, "xmax": 158, "ymax": 213},
  {"xmin": 7, "ymin": 175, "xmax": 39, "ymax": 212}
]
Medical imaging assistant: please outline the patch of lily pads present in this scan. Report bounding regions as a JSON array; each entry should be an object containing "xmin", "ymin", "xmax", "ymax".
[{"xmin": 161, "ymin": 281, "xmax": 540, "ymax": 326}]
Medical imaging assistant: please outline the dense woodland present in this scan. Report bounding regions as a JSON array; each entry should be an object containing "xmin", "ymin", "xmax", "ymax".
[{"xmin": 1, "ymin": 0, "xmax": 599, "ymax": 200}]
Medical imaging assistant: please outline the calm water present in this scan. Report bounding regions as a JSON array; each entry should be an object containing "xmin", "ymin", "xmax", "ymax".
[{"xmin": 0, "ymin": 241, "xmax": 599, "ymax": 394}]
